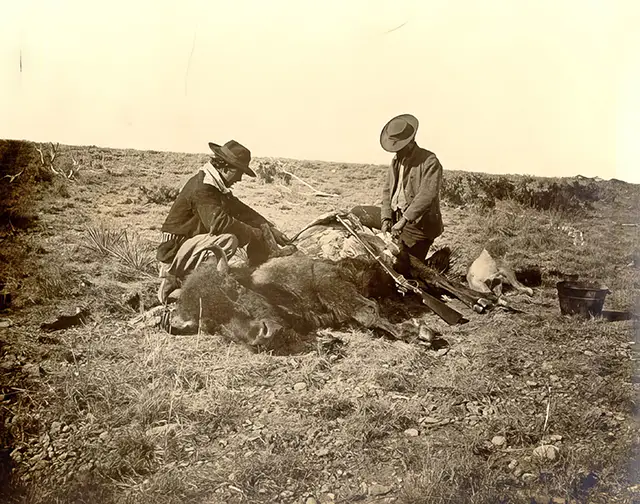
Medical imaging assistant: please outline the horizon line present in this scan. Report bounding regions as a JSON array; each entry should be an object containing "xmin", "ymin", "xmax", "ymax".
[{"xmin": 3, "ymin": 136, "xmax": 634, "ymax": 185}]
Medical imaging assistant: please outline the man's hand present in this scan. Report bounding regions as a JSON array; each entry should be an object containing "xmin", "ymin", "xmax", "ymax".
[
  {"xmin": 381, "ymin": 219, "xmax": 392, "ymax": 234},
  {"xmin": 270, "ymin": 227, "xmax": 291, "ymax": 246},
  {"xmin": 391, "ymin": 217, "xmax": 408, "ymax": 238}
]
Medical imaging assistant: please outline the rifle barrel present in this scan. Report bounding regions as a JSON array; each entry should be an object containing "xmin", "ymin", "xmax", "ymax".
[{"xmin": 335, "ymin": 215, "xmax": 467, "ymax": 326}]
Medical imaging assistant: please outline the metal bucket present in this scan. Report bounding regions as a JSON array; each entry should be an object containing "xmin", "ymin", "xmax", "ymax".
[{"xmin": 556, "ymin": 281, "xmax": 610, "ymax": 318}]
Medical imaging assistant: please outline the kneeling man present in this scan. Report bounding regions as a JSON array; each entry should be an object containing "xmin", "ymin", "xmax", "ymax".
[{"xmin": 156, "ymin": 139, "xmax": 290, "ymax": 303}]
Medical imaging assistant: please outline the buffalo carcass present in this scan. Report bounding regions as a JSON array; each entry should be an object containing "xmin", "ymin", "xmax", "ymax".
[
  {"xmin": 174, "ymin": 248, "xmax": 437, "ymax": 354},
  {"xmin": 170, "ymin": 206, "xmax": 492, "ymax": 353}
]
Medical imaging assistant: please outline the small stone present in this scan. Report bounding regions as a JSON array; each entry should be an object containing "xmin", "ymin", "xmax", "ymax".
[
  {"xmin": 0, "ymin": 355, "xmax": 17, "ymax": 372},
  {"xmin": 404, "ymin": 428, "xmax": 419, "ymax": 437},
  {"xmin": 316, "ymin": 448, "xmax": 329, "ymax": 457},
  {"xmin": 526, "ymin": 381, "xmax": 538, "ymax": 387},
  {"xmin": 508, "ymin": 459, "xmax": 518, "ymax": 470},
  {"xmin": 280, "ymin": 490, "xmax": 294, "ymax": 498},
  {"xmin": 99, "ymin": 431, "xmax": 109, "ymax": 441},
  {"xmin": 62, "ymin": 425, "xmax": 70, "ymax": 433},
  {"xmin": 368, "ymin": 484, "xmax": 393, "ymax": 496},
  {"xmin": 435, "ymin": 348, "xmax": 449, "ymax": 357},
  {"xmin": 49, "ymin": 422, "xmax": 63, "ymax": 435},
  {"xmin": 145, "ymin": 423, "xmax": 179, "ymax": 438},
  {"xmin": 522, "ymin": 473, "xmax": 537, "ymax": 483},
  {"xmin": 513, "ymin": 468, "xmax": 523, "ymax": 477},
  {"xmin": 491, "ymin": 436, "xmax": 507, "ymax": 447},
  {"xmin": 293, "ymin": 382, "xmax": 307, "ymax": 391},
  {"xmin": 33, "ymin": 460, "xmax": 49, "ymax": 472},
  {"xmin": 533, "ymin": 444, "xmax": 559, "ymax": 461},
  {"xmin": 306, "ymin": 498, "xmax": 318, "ymax": 504},
  {"xmin": 584, "ymin": 350, "xmax": 595, "ymax": 356},
  {"xmin": 22, "ymin": 363, "xmax": 44, "ymax": 378}
]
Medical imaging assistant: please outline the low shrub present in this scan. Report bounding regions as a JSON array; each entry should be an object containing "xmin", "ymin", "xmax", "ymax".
[
  {"xmin": 441, "ymin": 171, "xmax": 604, "ymax": 213},
  {"xmin": 139, "ymin": 185, "xmax": 179, "ymax": 205},
  {"xmin": 253, "ymin": 159, "xmax": 292, "ymax": 185}
]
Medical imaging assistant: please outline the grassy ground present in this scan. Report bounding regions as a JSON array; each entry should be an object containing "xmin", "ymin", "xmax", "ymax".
[{"xmin": 1, "ymin": 141, "xmax": 639, "ymax": 504}]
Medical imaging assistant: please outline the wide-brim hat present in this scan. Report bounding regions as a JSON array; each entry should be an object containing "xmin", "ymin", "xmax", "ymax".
[
  {"xmin": 380, "ymin": 114, "xmax": 419, "ymax": 153},
  {"xmin": 208, "ymin": 140, "xmax": 256, "ymax": 177}
]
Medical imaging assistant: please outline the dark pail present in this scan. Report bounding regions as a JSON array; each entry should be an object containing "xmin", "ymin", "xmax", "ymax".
[{"xmin": 556, "ymin": 281, "xmax": 610, "ymax": 318}]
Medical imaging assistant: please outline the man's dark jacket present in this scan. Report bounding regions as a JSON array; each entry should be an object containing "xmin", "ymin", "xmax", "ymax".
[
  {"xmin": 156, "ymin": 171, "xmax": 269, "ymax": 263},
  {"xmin": 381, "ymin": 146, "xmax": 444, "ymax": 246}
]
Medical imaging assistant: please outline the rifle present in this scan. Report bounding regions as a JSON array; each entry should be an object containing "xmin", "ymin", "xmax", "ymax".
[{"xmin": 335, "ymin": 215, "xmax": 468, "ymax": 326}]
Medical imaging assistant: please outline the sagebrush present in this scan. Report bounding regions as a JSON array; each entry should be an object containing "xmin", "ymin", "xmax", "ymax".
[{"xmin": 441, "ymin": 172, "xmax": 606, "ymax": 213}]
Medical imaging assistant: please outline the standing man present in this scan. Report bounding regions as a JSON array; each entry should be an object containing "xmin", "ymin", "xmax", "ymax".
[
  {"xmin": 156, "ymin": 139, "xmax": 291, "ymax": 303},
  {"xmin": 379, "ymin": 114, "xmax": 444, "ymax": 262}
]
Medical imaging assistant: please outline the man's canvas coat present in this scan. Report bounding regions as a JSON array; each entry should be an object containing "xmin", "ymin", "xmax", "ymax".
[{"xmin": 381, "ymin": 146, "xmax": 444, "ymax": 246}]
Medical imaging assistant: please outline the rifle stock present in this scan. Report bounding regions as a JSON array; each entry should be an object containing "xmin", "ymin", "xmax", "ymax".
[{"xmin": 412, "ymin": 285, "xmax": 468, "ymax": 326}]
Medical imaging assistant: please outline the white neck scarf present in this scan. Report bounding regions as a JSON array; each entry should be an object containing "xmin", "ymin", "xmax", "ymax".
[{"xmin": 199, "ymin": 161, "xmax": 231, "ymax": 194}]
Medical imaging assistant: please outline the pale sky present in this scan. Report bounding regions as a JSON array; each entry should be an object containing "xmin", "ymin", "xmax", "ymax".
[{"xmin": 1, "ymin": 0, "xmax": 639, "ymax": 182}]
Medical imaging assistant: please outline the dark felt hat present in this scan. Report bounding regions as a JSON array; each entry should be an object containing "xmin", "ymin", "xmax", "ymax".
[{"xmin": 208, "ymin": 140, "xmax": 256, "ymax": 177}]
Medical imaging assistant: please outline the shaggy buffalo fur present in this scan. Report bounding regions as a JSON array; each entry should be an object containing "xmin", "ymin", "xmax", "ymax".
[{"xmin": 175, "ymin": 253, "xmax": 432, "ymax": 353}]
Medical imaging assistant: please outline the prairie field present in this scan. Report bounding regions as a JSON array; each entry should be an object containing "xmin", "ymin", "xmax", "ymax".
[{"xmin": 0, "ymin": 140, "xmax": 639, "ymax": 504}]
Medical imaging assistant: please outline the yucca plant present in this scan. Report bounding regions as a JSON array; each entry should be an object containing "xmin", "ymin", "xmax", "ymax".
[
  {"xmin": 110, "ymin": 230, "xmax": 156, "ymax": 276},
  {"xmin": 83, "ymin": 226, "xmax": 156, "ymax": 277},
  {"xmin": 84, "ymin": 225, "xmax": 126, "ymax": 256}
]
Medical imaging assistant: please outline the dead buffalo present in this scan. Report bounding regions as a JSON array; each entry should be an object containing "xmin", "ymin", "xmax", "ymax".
[{"xmin": 174, "ymin": 251, "xmax": 435, "ymax": 354}]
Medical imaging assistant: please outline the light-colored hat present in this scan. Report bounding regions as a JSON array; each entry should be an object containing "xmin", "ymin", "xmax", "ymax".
[
  {"xmin": 208, "ymin": 140, "xmax": 256, "ymax": 177},
  {"xmin": 380, "ymin": 114, "xmax": 419, "ymax": 153}
]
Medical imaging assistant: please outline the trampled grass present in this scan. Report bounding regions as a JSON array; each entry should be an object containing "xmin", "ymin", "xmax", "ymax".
[{"xmin": 0, "ymin": 140, "xmax": 638, "ymax": 504}]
